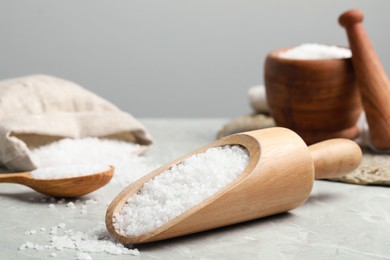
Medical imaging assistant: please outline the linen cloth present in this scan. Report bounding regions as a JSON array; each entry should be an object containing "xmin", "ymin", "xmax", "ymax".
[{"xmin": 0, "ymin": 75, "xmax": 152, "ymax": 171}]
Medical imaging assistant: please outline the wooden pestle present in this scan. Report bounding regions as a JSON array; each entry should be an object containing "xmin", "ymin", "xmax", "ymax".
[{"xmin": 339, "ymin": 9, "xmax": 390, "ymax": 150}]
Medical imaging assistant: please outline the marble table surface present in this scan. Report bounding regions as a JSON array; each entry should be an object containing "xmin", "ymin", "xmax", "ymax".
[{"xmin": 1, "ymin": 119, "xmax": 389, "ymax": 260}]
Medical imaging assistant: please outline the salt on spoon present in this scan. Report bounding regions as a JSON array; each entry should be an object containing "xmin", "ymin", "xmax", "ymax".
[
  {"xmin": 106, "ymin": 127, "xmax": 362, "ymax": 244},
  {"xmin": 0, "ymin": 164, "xmax": 114, "ymax": 197}
]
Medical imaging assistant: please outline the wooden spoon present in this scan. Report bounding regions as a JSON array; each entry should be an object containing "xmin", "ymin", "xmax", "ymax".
[
  {"xmin": 0, "ymin": 165, "xmax": 114, "ymax": 197},
  {"xmin": 106, "ymin": 127, "xmax": 361, "ymax": 244},
  {"xmin": 339, "ymin": 9, "xmax": 390, "ymax": 150}
]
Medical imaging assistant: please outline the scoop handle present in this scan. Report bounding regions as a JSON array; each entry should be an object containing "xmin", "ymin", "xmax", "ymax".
[{"xmin": 309, "ymin": 139, "xmax": 362, "ymax": 179}]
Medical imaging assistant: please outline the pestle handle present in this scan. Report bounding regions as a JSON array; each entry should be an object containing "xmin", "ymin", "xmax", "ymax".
[
  {"xmin": 339, "ymin": 9, "xmax": 363, "ymax": 28},
  {"xmin": 339, "ymin": 9, "xmax": 390, "ymax": 150},
  {"xmin": 309, "ymin": 139, "xmax": 362, "ymax": 179}
]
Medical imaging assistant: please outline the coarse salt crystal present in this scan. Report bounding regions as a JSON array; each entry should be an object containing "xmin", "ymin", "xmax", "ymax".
[
  {"xmin": 58, "ymin": 223, "xmax": 66, "ymax": 229},
  {"xmin": 76, "ymin": 252, "xmax": 92, "ymax": 260},
  {"xmin": 66, "ymin": 202, "xmax": 76, "ymax": 208},
  {"xmin": 114, "ymin": 145, "xmax": 249, "ymax": 237},
  {"xmin": 48, "ymin": 204, "xmax": 56, "ymax": 209},
  {"xmin": 26, "ymin": 242, "xmax": 34, "ymax": 248},
  {"xmin": 279, "ymin": 43, "xmax": 352, "ymax": 60},
  {"xmin": 35, "ymin": 244, "xmax": 44, "ymax": 251}
]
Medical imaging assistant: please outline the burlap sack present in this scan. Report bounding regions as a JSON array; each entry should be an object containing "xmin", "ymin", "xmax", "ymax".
[{"xmin": 0, "ymin": 74, "xmax": 153, "ymax": 171}]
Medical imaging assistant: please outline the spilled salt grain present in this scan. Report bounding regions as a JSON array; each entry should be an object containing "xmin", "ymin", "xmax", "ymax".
[
  {"xmin": 50, "ymin": 252, "xmax": 57, "ymax": 257},
  {"xmin": 279, "ymin": 43, "xmax": 352, "ymax": 60},
  {"xmin": 19, "ymin": 224, "xmax": 139, "ymax": 257},
  {"xmin": 77, "ymin": 252, "xmax": 92, "ymax": 260},
  {"xmin": 66, "ymin": 202, "xmax": 76, "ymax": 208},
  {"xmin": 30, "ymin": 164, "xmax": 110, "ymax": 180},
  {"xmin": 113, "ymin": 145, "xmax": 249, "ymax": 237},
  {"xmin": 58, "ymin": 223, "xmax": 66, "ymax": 229},
  {"xmin": 35, "ymin": 245, "xmax": 44, "ymax": 251},
  {"xmin": 30, "ymin": 137, "xmax": 154, "ymax": 186}
]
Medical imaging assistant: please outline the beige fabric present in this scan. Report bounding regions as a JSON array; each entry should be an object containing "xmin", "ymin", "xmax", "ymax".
[{"xmin": 0, "ymin": 74, "xmax": 153, "ymax": 171}]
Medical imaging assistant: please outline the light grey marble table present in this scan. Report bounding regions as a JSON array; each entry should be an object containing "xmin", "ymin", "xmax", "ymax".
[{"xmin": 1, "ymin": 119, "xmax": 389, "ymax": 260}]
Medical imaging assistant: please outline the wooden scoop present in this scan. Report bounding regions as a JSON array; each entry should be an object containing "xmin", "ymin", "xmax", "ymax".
[
  {"xmin": 339, "ymin": 9, "xmax": 390, "ymax": 150},
  {"xmin": 0, "ymin": 165, "xmax": 114, "ymax": 197},
  {"xmin": 106, "ymin": 127, "xmax": 361, "ymax": 244}
]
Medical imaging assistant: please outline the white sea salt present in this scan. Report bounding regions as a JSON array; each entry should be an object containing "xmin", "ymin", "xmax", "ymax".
[
  {"xmin": 279, "ymin": 43, "xmax": 352, "ymax": 60},
  {"xmin": 50, "ymin": 252, "xmax": 57, "ymax": 257},
  {"xmin": 77, "ymin": 252, "xmax": 92, "ymax": 260},
  {"xmin": 85, "ymin": 199, "xmax": 98, "ymax": 205},
  {"xmin": 114, "ymin": 145, "xmax": 249, "ymax": 237},
  {"xmin": 35, "ymin": 244, "xmax": 44, "ymax": 251},
  {"xmin": 66, "ymin": 202, "xmax": 76, "ymax": 208},
  {"xmin": 48, "ymin": 204, "xmax": 56, "ymax": 209},
  {"xmin": 30, "ymin": 164, "xmax": 110, "ymax": 180},
  {"xmin": 25, "ymin": 242, "xmax": 34, "ymax": 248},
  {"xmin": 30, "ymin": 137, "xmax": 154, "ymax": 186},
  {"xmin": 58, "ymin": 223, "xmax": 66, "ymax": 229},
  {"xmin": 19, "ymin": 224, "xmax": 139, "ymax": 257}
]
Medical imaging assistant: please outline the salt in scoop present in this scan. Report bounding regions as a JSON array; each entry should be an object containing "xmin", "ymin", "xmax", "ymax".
[
  {"xmin": 106, "ymin": 127, "xmax": 361, "ymax": 244},
  {"xmin": 0, "ymin": 164, "xmax": 114, "ymax": 197}
]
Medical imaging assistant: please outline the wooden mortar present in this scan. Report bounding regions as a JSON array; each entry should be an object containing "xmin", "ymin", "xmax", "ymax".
[{"xmin": 264, "ymin": 47, "xmax": 362, "ymax": 144}]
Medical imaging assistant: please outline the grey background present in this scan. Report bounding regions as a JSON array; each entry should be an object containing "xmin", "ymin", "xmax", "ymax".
[{"xmin": 0, "ymin": 1, "xmax": 389, "ymax": 118}]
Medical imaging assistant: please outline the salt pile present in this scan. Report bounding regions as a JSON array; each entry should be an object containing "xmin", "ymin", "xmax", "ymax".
[
  {"xmin": 19, "ymin": 223, "xmax": 139, "ymax": 258},
  {"xmin": 30, "ymin": 164, "xmax": 110, "ymax": 179},
  {"xmin": 113, "ymin": 145, "xmax": 249, "ymax": 237},
  {"xmin": 30, "ymin": 137, "xmax": 154, "ymax": 186},
  {"xmin": 279, "ymin": 43, "xmax": 352, "ymax": 60}
]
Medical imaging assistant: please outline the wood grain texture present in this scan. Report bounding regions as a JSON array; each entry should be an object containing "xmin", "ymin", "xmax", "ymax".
[
  {"xmin": 310, "ymin": 139, "xmax": 362, "ymax": 179},
  {"xmin": 105, "ymin": 127, "xmax": 362, "ymax": 244},
  {"xmin": 0, "ymin": 166, "xmax": 114, "ymax": 197},
  {"xmin": 339, "ymin": 9, "xmax": 390, "ymax": 150},
  {"xmin": 264, "ymin": 48, "xmax": 362, "ymax": 144}
]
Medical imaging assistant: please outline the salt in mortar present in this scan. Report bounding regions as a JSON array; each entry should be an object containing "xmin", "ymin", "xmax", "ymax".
[{"xmin": 279, "ymin": 43, "xmax": 352, "ymax": 60}]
